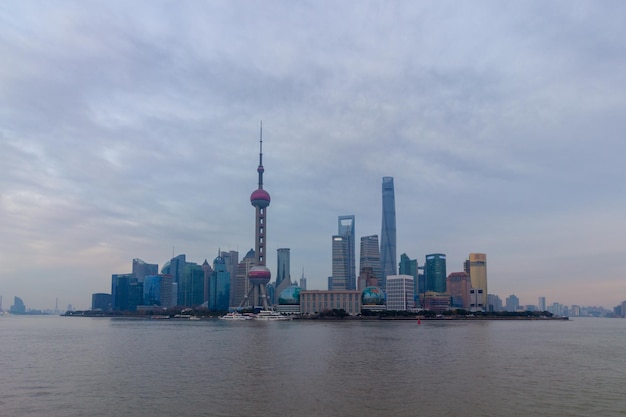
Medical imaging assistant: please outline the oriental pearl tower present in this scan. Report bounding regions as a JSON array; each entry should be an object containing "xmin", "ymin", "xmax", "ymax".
[{"xmin": 241, "ymin": 123, "xmax": 272, "ymax": 310}]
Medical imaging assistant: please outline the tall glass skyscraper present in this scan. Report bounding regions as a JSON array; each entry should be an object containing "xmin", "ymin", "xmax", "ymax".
[
  {"xmin": 335, "ymin": 215, "xmax": 356, "ymax": 290},
  {"xmin": 425, "ymin": 253, "xmax": 447, "ymax": 293},
  {"xmin": 276, "ymin": 248, "xmax": 292, "ymax": 298},
  {"xmin": 380, "ymin": 177, "xmax": 397, "ymax": 288}
]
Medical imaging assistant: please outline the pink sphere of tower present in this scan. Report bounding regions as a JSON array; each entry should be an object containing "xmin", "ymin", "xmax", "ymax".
[
  {"xmin": 250, "ymin": 189, "xmax": 271, "ymax": 208},
  {"xmin": 248, "ymin": 265, "xmax": 271, "ymax": 285}
]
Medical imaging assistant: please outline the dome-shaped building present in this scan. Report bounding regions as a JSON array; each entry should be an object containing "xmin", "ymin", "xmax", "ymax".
[
  {"xmin": 276, "ymin": 285, "xmax": 301, "ymax": 314},
  {"xmin": 361, "ymin": 286, "xmax": 386, "ymax": 312}
]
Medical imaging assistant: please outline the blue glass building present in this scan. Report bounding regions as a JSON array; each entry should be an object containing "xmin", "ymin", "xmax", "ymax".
[
  {"xmin": 380, "ymin": 177, "xmax": 397, "ymax": 289},
  {"xmin": 210, "ymin": 255, "xmax": 230, "ymax": 311}
]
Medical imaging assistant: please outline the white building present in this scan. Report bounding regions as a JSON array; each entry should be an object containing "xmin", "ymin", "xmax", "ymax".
[{"xmin": 385, "ymin": 275, "xmax": 414, "ymax": 311}]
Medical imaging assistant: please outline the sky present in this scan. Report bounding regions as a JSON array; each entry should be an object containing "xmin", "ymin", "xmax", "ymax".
[{"xmin": 1, "ymin": 1, "xmax": 626, "ymax": 310}]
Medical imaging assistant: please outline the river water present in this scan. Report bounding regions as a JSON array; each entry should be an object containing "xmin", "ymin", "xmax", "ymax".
[{"xmin": 1, "ymin": 315, "xmax": 625, "ymax": 417}]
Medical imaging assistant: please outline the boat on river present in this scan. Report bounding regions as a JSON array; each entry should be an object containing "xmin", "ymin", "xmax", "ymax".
[
  {"xmin": 253, "ymin": 310, "xmax": 291, "ymax": 321},
  {"xmin": 220, "ymin": 312, "xmax": 252, "ymax": 321}
]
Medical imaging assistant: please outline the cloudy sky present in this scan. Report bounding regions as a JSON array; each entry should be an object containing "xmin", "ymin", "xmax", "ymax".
[{"xmin": 2, "ymin": 1, "xmax": 625, "ymax": 310}]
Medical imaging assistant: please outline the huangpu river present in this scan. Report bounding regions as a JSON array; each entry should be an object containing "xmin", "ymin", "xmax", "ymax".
[{"xmin": 1, "ymin": 315, "xmax": 625, "ymax": 417}]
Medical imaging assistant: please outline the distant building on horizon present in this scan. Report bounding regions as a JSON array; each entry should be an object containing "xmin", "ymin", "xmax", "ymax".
[
  {"xmin": 506, "ymin": 294, "xmax": 520, "ymax": 312},
  {"xmin": 233, "ymin": 249, "xmax": 255, "ymax": 309},
  {"xmin": 210, "ymin": 254, "xmax": 230, "ymax": 311},
  {"xmin": 10, "ymin": 296, "xmax": 26, "ymax": 314},
  {"xmin": 538, "ymin": 296, "xmax": 546, "ymax": 311},
  {"xmin": 143, "ymin": 275, "xmax": 175, "ymax": 308},
  {"xmin": 380, "ymin": 177, "xmax": 397, "ymax": 288},
  {"xmin": 91, "ymin": 293, "xmax": 112, "ymax": 311}
]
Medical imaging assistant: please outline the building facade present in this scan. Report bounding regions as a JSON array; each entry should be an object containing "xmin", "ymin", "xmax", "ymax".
[
  {"xmin": 425, "ymin": 253, "xmax": 447, "ymax": 293},
  {"xmin": 465, "ymin": 253, "xmax": 488, "ymax": 307},
  {"xmin": 300, "ymin": 290, "xmax": 361, "ymax": 316},
  {"xmin": 380, "ymin": 177, "xmax": 397, "ymax": 288},
  {"xmin": 359, "ymin": 235, "xmax": 382, "ymax": 287},
  {"xmin": 275, "ymin": 248, "xmax": 292, "ymax": 299},
  {"xmin": 447, "ymin": 272, "xmax": 471, "ymax": 309},
  {"xmin": 399, "ymin": 253, "xmax": 418, "ymax": 305},
  {"xmin": 386, "ymin": 274, "xmax": 414, "ymax": 311},
  {"xmin": 331, "ymin": 215, "xmax": 356, "ymax": 290}
]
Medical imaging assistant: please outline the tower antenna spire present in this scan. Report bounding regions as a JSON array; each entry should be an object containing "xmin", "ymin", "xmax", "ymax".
[{"xmin": 257, "ymin": 120, "xmax": 264, "ymax": 189}]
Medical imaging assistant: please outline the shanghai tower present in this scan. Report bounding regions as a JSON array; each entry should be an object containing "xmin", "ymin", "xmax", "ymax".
[
  {"xmin": 380, "ymin": 176, "xmax": 397, "ymax": 289},
  {"xmin": 241, "ymin": 123, "xmax": 272, "ymax": 310}
]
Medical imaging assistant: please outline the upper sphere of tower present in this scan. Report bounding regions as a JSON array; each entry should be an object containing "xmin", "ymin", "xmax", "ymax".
[
  {"xmin": 257, "ymin": 166, "xmax": 264, "ymax": 174},
  {"xmin": 250, "ymin": 189, "xmax": 271, "ymax": 207}
]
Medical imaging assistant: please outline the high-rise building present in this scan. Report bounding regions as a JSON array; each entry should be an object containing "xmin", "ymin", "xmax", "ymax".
[
  {"xmin": 538, "ymin": 296, "xmax": 546, "ymax": 311},
  {"xmin": 143, "ymin": 275, "xmax": 175, "ymax": 307},
  {"xmin": 276, "ymin": 248, "xmax": 292, "ymax": 299},
  {"xmin": 132, "ymin": 258, "xmax": 158, "ymax": 283},
  {"xmin": 111, "ymin": 273, "xmax": 143, "ymax": 311},
  {"xmin": 210, "ymin": 254, "xmax": 230, "ymax": 311},
  {"xmin": 161, "ymin": 255, "xmax": 204, "ymax": 307},
  {"xmin": 447, "ymin": 272, "xmax": 471, "ymax": 309},
  {"xmin": 380, "ymin": 177, "xmax": 397, "ymax": 288},
  {"xmin": 331, "ymin": 235, "xmax": 350, "ymax": 290},
  {"xmin": 233, "ymin": 249, "xmax": 255, "ymax": 308},
  {"xmin": 241, "ymin": 124, "xmax": 272, "ymax": 309},
  {"xmin": 359, "ymin": 235, "xmax": 382, "ymax": 286},
  {"xmin": 488, "ymin": 294, "xmax": 503, "ymax": 312},
  {"xmin": 399, "ymin": 253, "xmax": 418, "ymax": 307},
  {"xmin": 386, "ymin": 275, "xmax": 414, "ymax": 311},
  {"xmin": 334, "ymin": 215, "xmax": 356, "ymax": 290},
  {"xmin": 425, "ymin": 254, "xmax": 447, "ymax": 293},
  {"xmin": 299, "ymin": 268, "xmax": 307, "ymax": 290},
  {"xmin": 218, "ymin": 250, "xmax": 239, "ymax": 307},
  {"xmin": 10, "ymin": 296, "xmax": 26, "ymax": 314},
  {"xmin": 465, "ymin": 253, "xmax": 487, "ymax": 307},
  {"xmin": 506, "ymin": 294, "xmax": 520, "ymax": 312}
]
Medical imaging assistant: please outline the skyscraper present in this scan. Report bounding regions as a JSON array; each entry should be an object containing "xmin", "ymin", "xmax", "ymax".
[
  {"xmin": 465, "ymin": 253, "xmax": 487, "ymax": 307},
  {"xmin": 399, "ymin": 253, "xmax": 418, "ymax": 306},
  {"xmin": 337, "ymin": 215, "xmax": 356, "ymax": 290},
  {"xmin": 331, "ymin": 235, "xmax": 350, "ymax": 290},
  {"xmin": 276, "ymin": 248, "xmax": 292, "ymax": 299},
  {"xmin": 241, "ymin": 124, "xmax": 272, "ymax": 310},
  {"xmin": 425, "ymin": 253, "xmax": 447, "ymax": 293},
  {"xmin": 359, "ymin": 235, "xmax": 382, "ymax": 286},
  {"xmin": 380, "ymin": 177, "xmax": 397, "ymax": 288},
  {"xmin": 385, "ymin": 275, "xmax": 414, "ymax": 311}
]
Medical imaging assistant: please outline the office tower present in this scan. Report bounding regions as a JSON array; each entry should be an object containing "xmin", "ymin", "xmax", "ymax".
[
  {"xmin": 143, "ymin": 275, "xmax": 174, "ymax": 307},
  {"xmin": 91, "ymin": 293, "xmax": 112, "ymax": 311},
  {"xmin": 380, "ymin": 177, "xmax": 397, "ymax": 288},
  {"xmin": 210, "ymin": 254, "xmax": 230, "ymax": 311},
  {"xmin": 233, "ymin": 249, "xmax": 255, "ymax": 308},
  {"xmin": 276, "ymin": 248, "xmax": 292, "ymax": 298},
  {"xmin": 241, "ymin": 124, "xmax": 272, "ymax": 309},
  {"xmin": 202, "ymin": 259, "xmax": 213, "ymax": 305},
  {"xmin": 220, "ymin": 250, "xmax": 239, "ymax": 306},
  {"xmin": 331, "ymin": 235, "xmax": 350, "ymax": 290},
  {"xmin": 506, "ymin": 294, "xmax": 520, "ymax": 312},
  {"xmin": 425, "ymin": 254, "xmax": 447, "ymax": 293},
  {"xmin": 385, "ymin": 275, "xmax": 414, "ymax": 311},
  {"xmin": 132, "ymin": 258, "xmax": 158, "ymax": 283},
  {"xmin": 464, "ymin": 253, "xmax": 487, "ymax": 307},
  {"xmin": 161, "ymin": 255, "xmax": 204, "ymax": 307},
  {"xmin": 538, "ymin": 296, "xmax": 546, "ymax": 311},
  {"xmin": 447, "ymin": 272, "xmax": 471, "ymax": 309},
  {"xmin": 399, "ymin": 253, "xmax": 418, "ymax": 307},
  {"xmin": 359, "ymin": 235, "xmax": 382, "ymax": 286},
  {"xmin": 111, "ymin": 273, "xmax": 142, "ymax": 311},
  {"xmin": 333, "ymin": 215, "xmax": 356, "ymax": 290}
]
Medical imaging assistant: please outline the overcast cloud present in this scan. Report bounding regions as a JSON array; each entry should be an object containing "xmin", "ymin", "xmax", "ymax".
[{"xmin": 1, "ymin": 1, "xmax": 626, "ymax": 310}]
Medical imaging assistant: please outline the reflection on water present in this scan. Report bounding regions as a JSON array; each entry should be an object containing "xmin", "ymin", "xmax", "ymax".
[{"xmin": 1, "ymin": 316, "xmax": 625, "ymax": 417}]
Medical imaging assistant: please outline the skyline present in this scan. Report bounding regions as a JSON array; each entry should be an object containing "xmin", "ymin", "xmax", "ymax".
[{"xmin": 2, "ymin": 1, "xmax": 626, "ymax": 309}]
